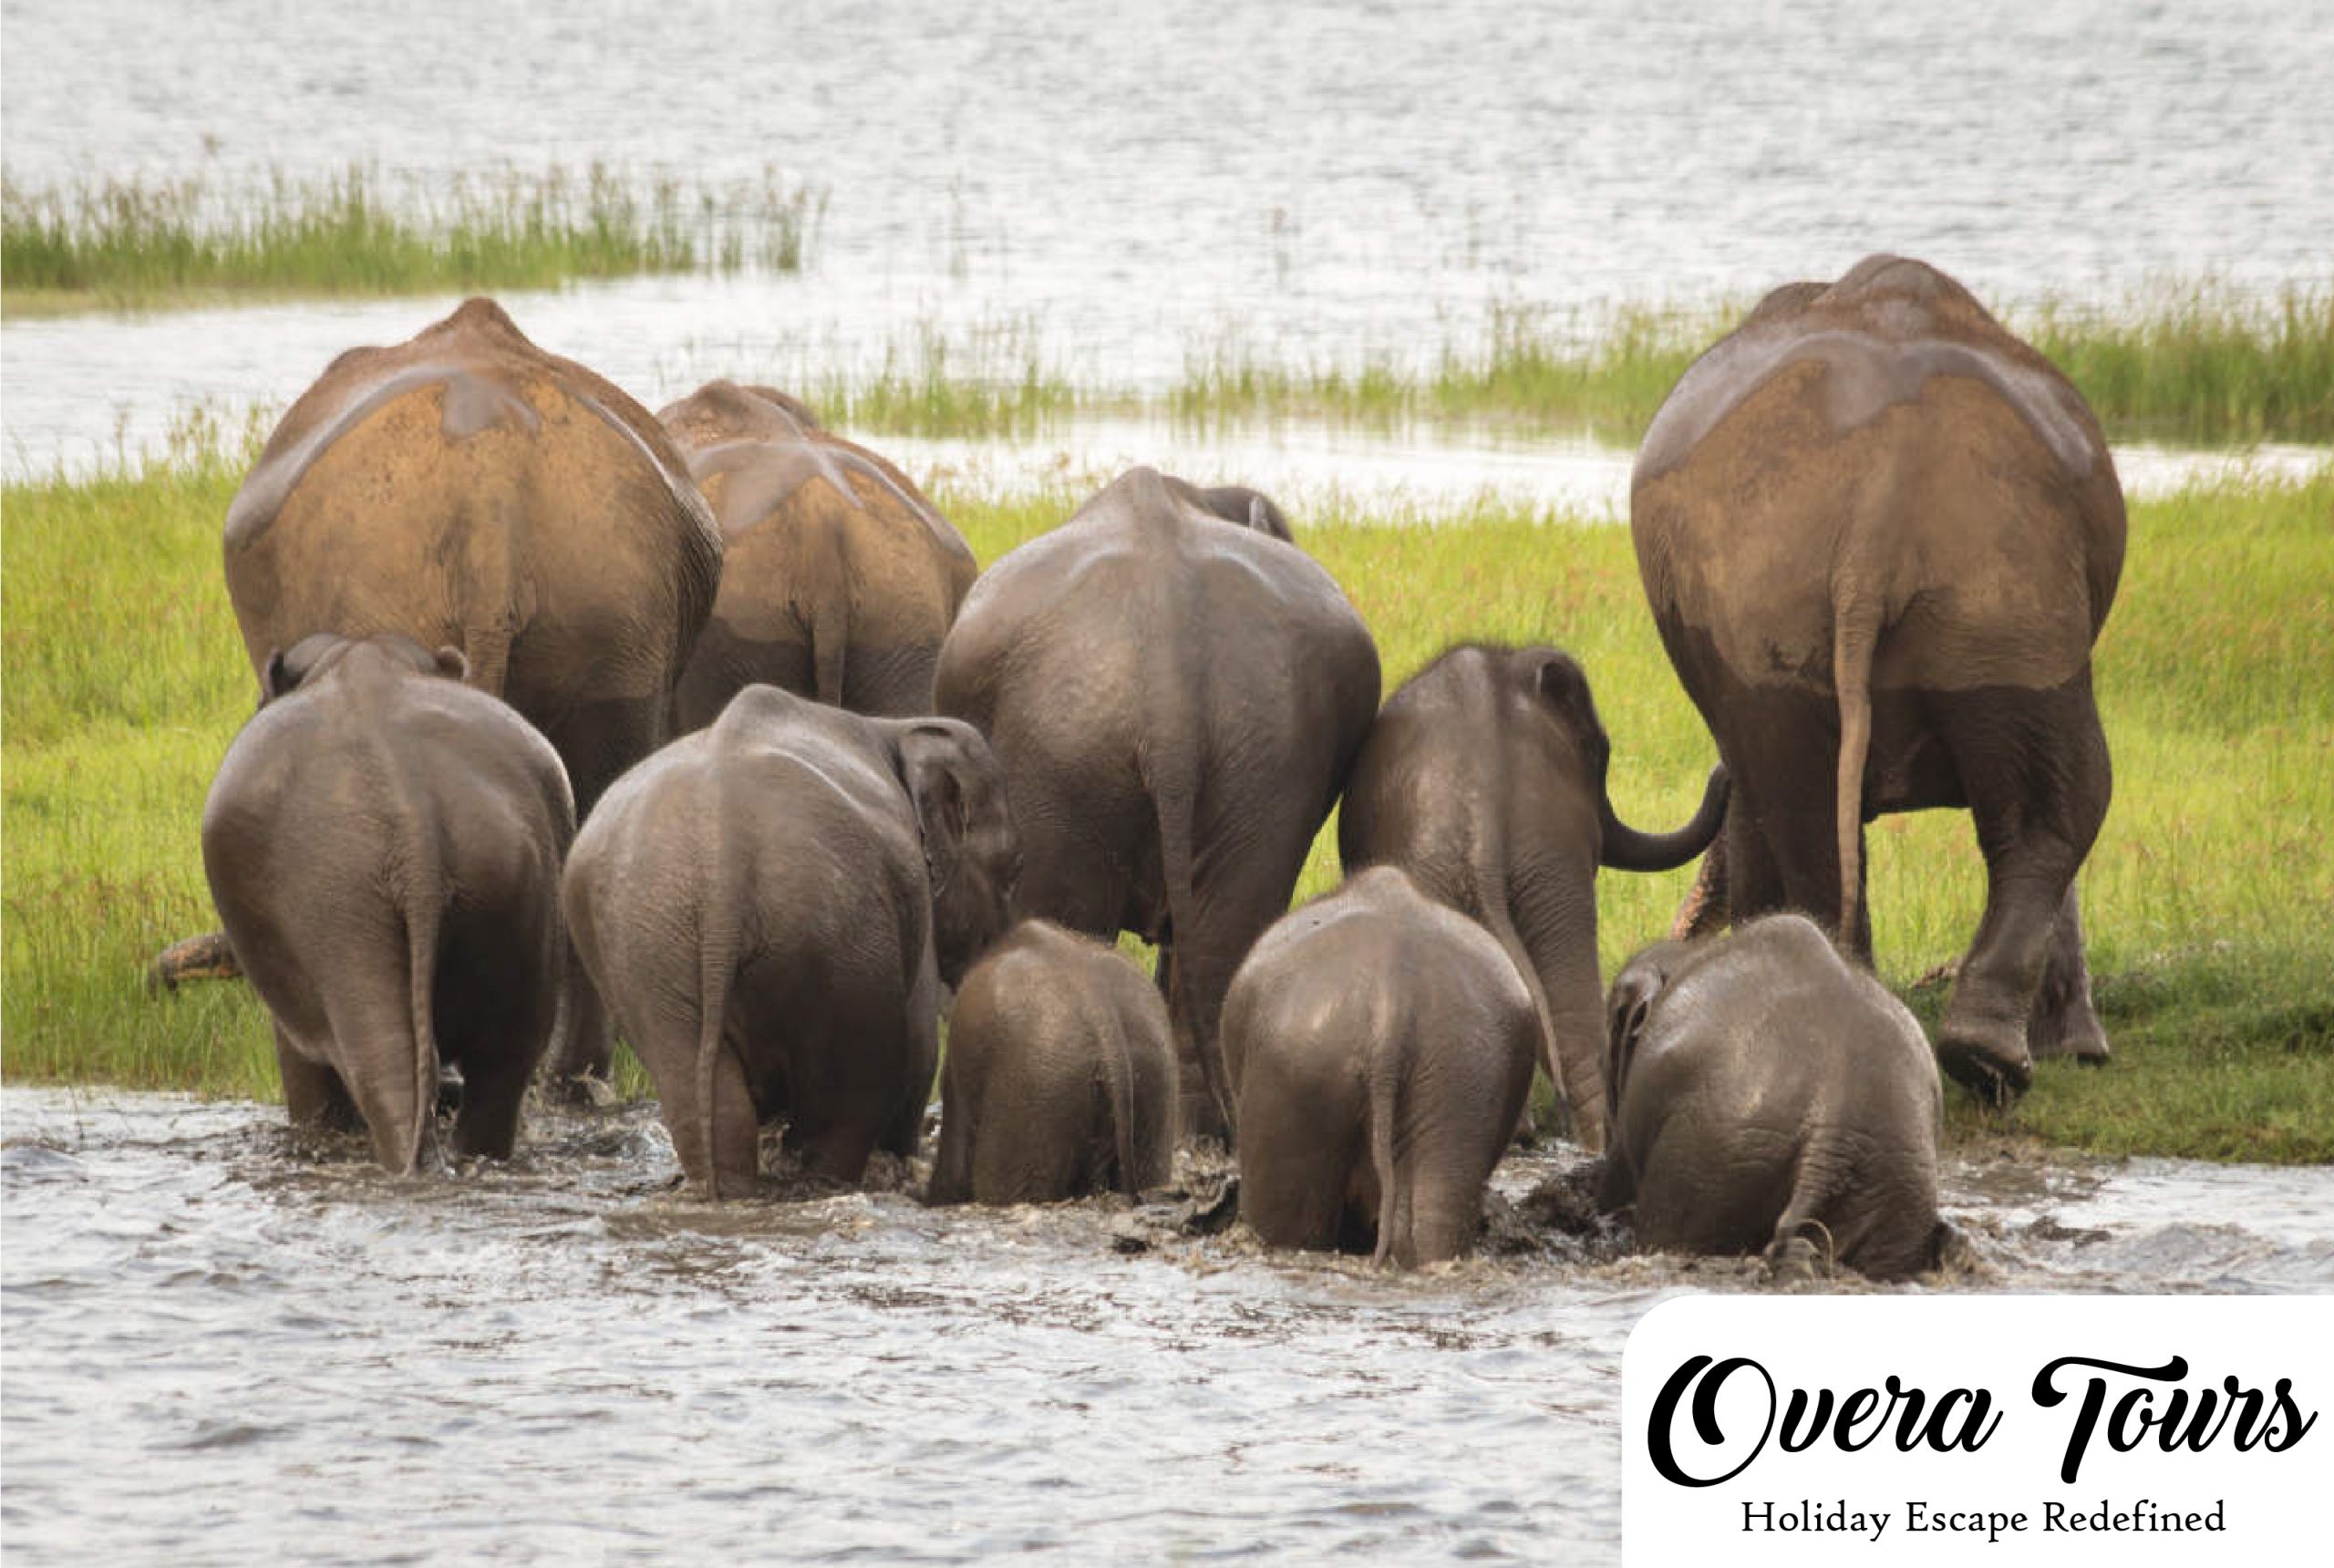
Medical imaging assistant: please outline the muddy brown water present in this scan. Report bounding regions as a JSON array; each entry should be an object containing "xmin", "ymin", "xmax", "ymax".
[{"xmin": 4, "ymin": 1086, "xmax": 2328, "ymax": 1563}]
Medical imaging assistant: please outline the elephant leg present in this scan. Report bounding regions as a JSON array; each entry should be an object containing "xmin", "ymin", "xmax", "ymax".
[
  {"xmin": 1717, "ymin": 696, "xmax": 1864, "ymax": 954},
  {"xmin": 540, "ymin": 938, "xmax": 614, "ymax": 1098},
  {"xmin": 2028, "ymin": 886, "xmax": 2111, "ymax": 1064},
  {"xmin": 275, "ymin": 1025, "xmax": 360, "ymax": 1135},
  {"xmin": 1239, "ymin": 1089, "xmax": 1366, "ymax": 1253},
  {"xmin": 318, "ymin": 967, "xmax": 435, "ymax": 1176},
  {"xmin": 637, "ymin": 1018, "xmax": 759, "ymax": 1197},
  {"xmin": 1669, "ymin": 834, "xmax": 1730, "ymax": 940},
  {"xmin": 538, "ymin": 697, "xmax": 670, "ymax": 1094},
  {"xmin": 1932, "ymin": 680, "xmax": 2112, "ymax": 1104},
  {"xmin": 1389, "ymin": 1162, "xmax": 1492, "ymax": 1270},
  {"xmin": 883, "ymin": 970, "xmax": 943, "ymax": 1159},
  {"xmin": 449, "ymin": 1042, "xmax": 532, "ymax": 1161},
  {"xmin": 790, "ymin": 1117, "xmax": 880, "ymax": 1186},
  {"xmin": 1170, "ymin": 842, "xmax": 1303, "ymax": 1144}
]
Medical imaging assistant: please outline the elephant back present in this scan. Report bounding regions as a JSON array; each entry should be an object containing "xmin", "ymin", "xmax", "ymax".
[
  {"xmin": 223, "ymin": 297, "xmax": 722, "ymax": 711},
  {"xmin": 1630, "ymin": 255, "xmax": 2126, "ymax": 694}
]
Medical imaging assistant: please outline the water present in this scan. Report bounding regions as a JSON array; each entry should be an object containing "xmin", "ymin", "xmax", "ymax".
[
  {"xmin": 5, "ymin": 0, "xmax": 2331, "ymax": 479},
  {"xmin": 5, "ymin": 1086, "xmax": 2329, "ymax": 1564}
]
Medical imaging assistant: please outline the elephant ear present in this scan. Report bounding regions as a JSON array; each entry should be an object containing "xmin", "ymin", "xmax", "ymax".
[
  {"xmin": 1533, "ymin": 652, "xmax": 1612, "ymax": 771},
  {"xmin": 1603, "ymin": 956, "xmax": 1668, "ymax": 1130},
  {"xmin": 260, "ymin": 648, "xmax": 295, "ymax": 708},
  {"xmin": 893, "ymin": 723, "xmax": 973, "ymax": 891}
]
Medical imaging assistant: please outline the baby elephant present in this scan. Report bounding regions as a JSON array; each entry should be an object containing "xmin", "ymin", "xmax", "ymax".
[
  {"xmin": 929, "ymin": 921, "xmax": 1178, "ymax": 1205},
  {"xmin": 202, "ymin": 633, "xmax": 576, "ymax": 1173},
  {"xmin": 1599, "ymin": 914, "xmax": 1947, "ymax": 1280},
  {"xmin": 563, "ymin": 685, "xmax": 1017, "ymax": 1196},
  {"xmin": 1223, "ymin": 867, "xmax": 1538, "ymax": 1267}
]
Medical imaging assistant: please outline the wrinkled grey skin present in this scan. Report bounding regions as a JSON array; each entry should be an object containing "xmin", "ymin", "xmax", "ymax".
[
  {"xmin": 202, "ymin": 633, "xmax": 576, "ymax": 1173},
  {"xmin": 1633, "ymin": 255, "xmax": 2123, "ymax": 1105},
  {"xmin": 1598, "ymin": 914, "xmax": 1947, "ymax": 1281},
  {"xmin": 935, "ymin": 467, "xmax": 1380, "ymax": 1142},
  {"xmin": 658, "ymin": 380, "xmax": 979, "ymax": 727},
  {"xmin": 1223, "ymin": 868, "xmax": 1538, "ymax": 1268},
  {"xmin": 929, "ymin": 920, "xmax": 1178, "ymax": 1206},
  {"xmin": 1338, "ymin": 644, "xmax": 1727, "ymax": 1150},
  {"xmin": 562, "ymin": 686, "xmax": 1017, "ymax": 1196}
]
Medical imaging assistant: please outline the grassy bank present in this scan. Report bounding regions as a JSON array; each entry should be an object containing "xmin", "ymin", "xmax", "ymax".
[
  {"xmin": 718, "ymin": 284, "xmax": 2334, "ymax": 447},
  {"xmin": 1, "ymin": 164, "xmax": 821, "ymax": 314},
  {"xmin": 1159, "ymin": 284, "xmax": 2334, "ymax": 448},
  {"xmin": 4, "ymin": 453, "xmax": 2329, "ymax": 1161}
]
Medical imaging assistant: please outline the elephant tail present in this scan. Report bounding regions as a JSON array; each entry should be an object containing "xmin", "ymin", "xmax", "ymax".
[
  {"xmin": 1099, "ymin": 1002, "xmax": 1142, "ymax": 1195},
  {"xmin": 692, "ymin": 769, "xmax": 747, "ymax": 1196},
  {"xmin": 398, "ymin": 836, "xmax": 445, "ymax": 1179},
  {"xmin": 1831, "ymin": 593, "xmax": 1880, "ymax": 952},
  {"xmin": 1368, "ymin": 1048, "xmax": 1408, "ymax": 1268},
  {"xmin": 1146, "ymin": 740, "xmax": 1227, "ymax": 1138},
  {"xmin": 810, "ymin": 586, "xmax": 849, "ymax": 707}
]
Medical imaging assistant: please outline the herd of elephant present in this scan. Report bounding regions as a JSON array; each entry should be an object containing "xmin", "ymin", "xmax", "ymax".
[{"xmin": 186, "ymin": 253, "xmax": 2126, "ymax": 1281}]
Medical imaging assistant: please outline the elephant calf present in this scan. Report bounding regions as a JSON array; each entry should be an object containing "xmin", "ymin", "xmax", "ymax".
[
  {"xmin": 929, "ymin": 921, "xmax": 1177, "ymax": 1206},
  {"xmin": 1223, "ymin": 868, "xmax": 1538, "ymax": 1268},
  {"xmin": 202, "ymin": 634, "xmax": 577, "ymax": 1173},
  {"xmin": 1598, "ymin": 914, "xmax": 1947, "ymax": 1281},
  {"xmin": 1338, "ymin": 643, "xmax": 1727, "ymax": 1149},
  {"xmin": 562, "ymin": 686, "xmax": 1017, "ymax": 1196}
]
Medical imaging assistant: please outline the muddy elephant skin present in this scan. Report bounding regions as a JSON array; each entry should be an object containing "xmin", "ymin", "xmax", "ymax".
[
  {"xmin": 1338, "ymin": 644, "xmax": 1727, "ymax": 1149},
  {"xmin": 659, "ymin": 380, "xmax": 980, "ymax": 726},
  {"xmin": 1600, "ymin": 914, "xmax": 1946, "ymax": 1281},
  {"xmin": 222, "ymin": 297, "xmax": 722, "ymax": 1087},
  {"xmin": 1630, "ymin": 254, "xmax": 2124, "ymax": 1104},
  {"xmin": 1223, "ymin": 867, "xmax": 1538, "ymax": 1267},
  {"xmin": 201, "ymin": 634, "xmax": 577, "ymax": 1173},
  {"xmin": 935, "ymin": 467, "xmax": 1380, "ymax": 1141},
  {"xmin": 561, "ymin": 686, "xmax": 1018, "ymax": 1196},
  {"xmin": 929, "ymin": 921, "xmax": 1178, "ymax": 1206}
]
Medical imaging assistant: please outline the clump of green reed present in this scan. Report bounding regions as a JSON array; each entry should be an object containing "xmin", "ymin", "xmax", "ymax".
[
  {"xmin": 1, "ymin": 162, "xmax": 823, "ymax": 311},
  {"xmin": 810, "ymin": 320, "xmax": 1080, "ymax": 438},
  {"xmin": 2023, "ymin": 282, "xmax": 2334, "ymax": 445},
  {"xmin": 1161, "ymin": 285, "xmax": 2332, "ymax": 447}
]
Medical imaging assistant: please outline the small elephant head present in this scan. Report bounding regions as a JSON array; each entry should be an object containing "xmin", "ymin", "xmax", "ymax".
[
  {"xmin": 1524, "ymin": 650, "xmax": 1729, "ymax": 872},
  {"xmin": 260, "ymin": 633, "xmax": 469, "ymax": 708},
  {"xmin": 891, "ymin": 719, "xmax": 1021, "ymax": 986}
]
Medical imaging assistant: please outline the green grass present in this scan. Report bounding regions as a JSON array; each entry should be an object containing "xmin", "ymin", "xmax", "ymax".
[
  {"xmin": 1157, "ymin": 284, "xmax": 2334, "ymax": 448},
  {"xmin": 2, "ymin": 163, "xmax": 822, "ymax": 313},
  {"xmin": 5, "ymin": 447, "xmax": 2329, "ymax": 1161}
]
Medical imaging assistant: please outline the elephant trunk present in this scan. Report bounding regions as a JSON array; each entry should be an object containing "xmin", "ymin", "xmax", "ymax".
[{"xmin": 1599, "ymin": 765, "xmax": 1729, "ymax": 873}]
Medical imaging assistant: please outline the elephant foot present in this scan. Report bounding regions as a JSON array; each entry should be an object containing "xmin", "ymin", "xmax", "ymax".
[
  {"xmin": 539, "ymin": 1069, "xmax": 618, "ymax": 1110},
  {"xmin": 1762, "ymin": 1232, "xmax": 1826, "ymax": 1284},
  {"xmin": 1935, "ymin": 1019, "xmax": 2034, "ymax": 1108},
  {"xmin": 2028, "ymin": 975, "xmax": 2112, "ymax": 1066},
  {"xmin": 2030, "ymin": 1010, "xmax": 2112, "ymax": 1066},
  {"xmin": 149, "ymin": 930, "xmax": 243, "ymax": 993}
]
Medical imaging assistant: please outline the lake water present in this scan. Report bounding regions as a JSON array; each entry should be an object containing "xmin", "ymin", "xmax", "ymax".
[
  {"xmin": 5, "ymin": 1087, "xmax": 2330, "ymax": 1565},
  {"xmin": 5, "ymin": 0, "xmax": 2330, "ymax": 480}
]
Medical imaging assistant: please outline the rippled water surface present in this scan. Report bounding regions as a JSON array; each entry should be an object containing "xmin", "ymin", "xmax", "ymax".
[
  {"xmin": 5, "ymin": 0, "xmax": 2331, "ymax": 474},
  {"xmin": 5, "ymin": 1087, "xmax": 2329, "ymax": 1563}
]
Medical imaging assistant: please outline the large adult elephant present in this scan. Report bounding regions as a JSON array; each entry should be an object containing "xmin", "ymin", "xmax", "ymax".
[
  {"xmin": 657, "ymin": 380, "xmax": 979, "ymax": 727},
  {"xmin": 935, "ymin": 467, "xmax": 1381, "ymax": 1140},
  {"xmin": 1631, "ymin": 254, "xmax": 2124, "ymax": 1104},
  {"xmin": 1338, "ymin": 644, "xmax": 1728, "ymax": 1150},
  {"xmin": 220, "ymin": 296, "xmax": 723, "ymax": 1085}
]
